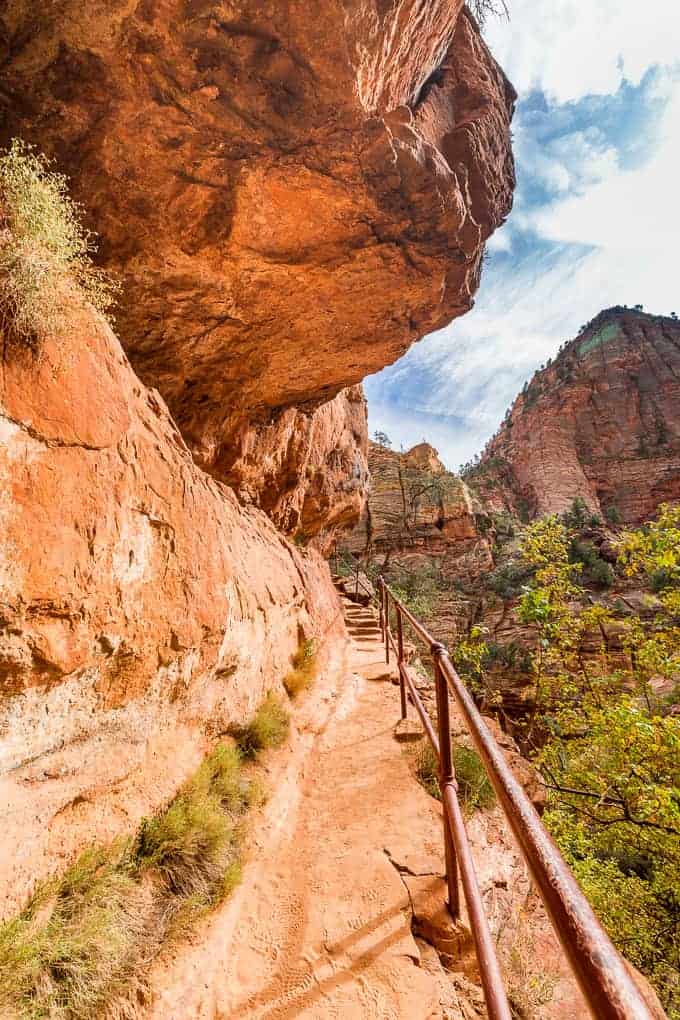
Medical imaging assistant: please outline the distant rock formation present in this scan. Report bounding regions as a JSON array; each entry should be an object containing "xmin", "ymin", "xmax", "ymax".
[
  {"xmin": 344, "ymin": 441, "xmax": 493, "ymax": 577},
  {"xmin": 1, "ymin": 0, "xmax": 515, "ymax": 523},
  {"xmin": 472, "ymin": 308, "xmax": 680, "ymax": 525}
]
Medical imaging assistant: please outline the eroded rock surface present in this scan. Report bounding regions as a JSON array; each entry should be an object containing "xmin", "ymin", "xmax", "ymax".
[
  {"xmin": 475, "ymin": 308, "xmax": 680, "ymax": 525},
  {"xmin": 0, "ymin": 0, "xmax": 515, "ymax": 504},
  {"xmin": 0, "ymin": 309, "xmax": 344, "ymax": 916},
  {"xmin": 226, "ymin": 385, "xmax": 369, "ymax": 547},
  {"xmin": 345, "ymin": 440, "xmax": 493, "ymax": 577}
]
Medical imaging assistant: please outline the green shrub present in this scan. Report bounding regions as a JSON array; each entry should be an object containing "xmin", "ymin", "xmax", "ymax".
[
  {"xmin": 605, "ymin": 505, "xmax": 622, "ymax": 525},
  {"xmin": 232, "ymin": 693, "xmax": 290, "ymax": 759},
  {"xmin": 589, "ymin": 557, "xmax": 615, "ymax": 588},
  {"xmin": 488, "ymin": 560, "xmax": 533, "ymax": 599},
  {"xmin": 452, "ymin": 745, "xmax": 496, "ymax": 813},
  {"xmin": 0, "ymin": 139, "xmax": 118, "ymax": 344},
  {"xmin": 283, "ymin": 638, "xmax": 317, "ymax": 699},
  {"xmin": 414, "ymin": 741, "xmax": 441, "ymax": 800},
  {"xmin": 0, "ymin": 741, "xmax": 261, "ymax": 1018},
  {"xmin": 570, "ymin": 539, "xmax": 614, "ymax": 587},
  {"xmin": 413, "ymin": 741, "xmax": 496, "ymax": 814}
]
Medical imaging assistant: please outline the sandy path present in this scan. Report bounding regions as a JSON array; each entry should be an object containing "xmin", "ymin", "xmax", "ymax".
[{"xmin": 148, "ymin": 598, "xmax": 452, "ymax": 1019}]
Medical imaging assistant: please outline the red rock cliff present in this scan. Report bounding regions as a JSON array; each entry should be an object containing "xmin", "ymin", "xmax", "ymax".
[
  {"xmin": 0, "ymin": 305, "xmax": 345, "ymax": 916},
  {"xmin": 0, "ymin": 1, "xmax": 516, "ymax": 914},
  {"xmin": 0, "ymin": 0, "xmax": 515, "ymax": 518},
  {"xmin": 345, "ymin": 441, "xmax": 492, "ymax": 576},
  {"xmin": 474, "ymin": 308, "xmax": 680, "ymax": 524}
]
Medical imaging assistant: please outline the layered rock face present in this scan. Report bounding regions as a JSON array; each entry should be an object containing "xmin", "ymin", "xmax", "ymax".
[
  {"xmin": 226, "ymin": 385, "xmax": 369, "ymax": 545},
  {"xmin": 0, "ymin": 310, "xmax": 344, "ymax": 916},
  {"xmin": 345, "ymin": 441, "xmax": 492, "ymax": 577},
  {"xmin": 475, "ymin": 308, "xmax": 680, "ymax": 525},
  {"xmin": 0, "ymin": 0, "xmax": 515, "ymax": 508}
]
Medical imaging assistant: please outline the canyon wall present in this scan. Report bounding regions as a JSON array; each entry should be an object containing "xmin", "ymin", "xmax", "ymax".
[
  {"xmin": 344, "ymin": 440, "xmax": 492, "ymax": 579},
  {"xmin": 0, "ymin": 0, "xmax": 515, "ymax": 515},
  {"xmin": 0, "ymin": 308, "xmax": 344, "ymax": 916},
  {"xmin": 0, "ymin": 1, "xmax": 516, "ymax": 917},
  {"xmin": 474, "ymin": 308, "xmax": 680, "ymax": 525}
]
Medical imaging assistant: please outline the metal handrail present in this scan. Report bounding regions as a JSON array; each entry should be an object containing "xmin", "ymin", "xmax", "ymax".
[
  {"xmin": 373, "ymin": 576, "xmax": 658, "ymax": 1020},
  {"xmin": 332, "ymin": 549, "xmax": 376, "ymax": 602}
]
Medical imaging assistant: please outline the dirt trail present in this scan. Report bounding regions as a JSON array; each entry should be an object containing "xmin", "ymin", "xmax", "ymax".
[{"xmin": 148, "ymin": 597, "xmax": 469, "ymax": 1019}]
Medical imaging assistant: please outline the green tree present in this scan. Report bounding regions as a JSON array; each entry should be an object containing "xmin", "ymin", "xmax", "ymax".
[
  {"xmin": 373, "ymin": 430, "xmax": 392, "ymax": 449},
  {"xmin": 512, "ymin": 510, "xmax": 680, "ymax": 1014}
]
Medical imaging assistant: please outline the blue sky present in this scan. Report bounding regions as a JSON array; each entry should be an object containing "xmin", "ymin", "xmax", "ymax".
[{"xmin": 366, "ymin": 1, "xmax": 680, "ymax": 470}]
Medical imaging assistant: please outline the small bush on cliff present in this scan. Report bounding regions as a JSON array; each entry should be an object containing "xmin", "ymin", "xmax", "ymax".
[
  {"xmin": 283, "ymin": 638, "xmax": 317, "ymax": 699},
  {"xmin": 133, "ymin": 743, "xmax": 254, "ymax": 901},
  {"xmin": 0, "ymin": 138, "xmax": 118, "ymax": 345},
  {"xmin": 468, "ymin": 0, "xmax": 509, "ymax": 29},
  {"xmin": 231, "ymin": 692, "xmax": 290, "ymax": 759},
  {"xmin": 488, "ymin": 560, "xmax": 533, "ymax": 598},
  {"xmin": 605, "ymin": 504, "xmax": 622, "ymax": 526}
]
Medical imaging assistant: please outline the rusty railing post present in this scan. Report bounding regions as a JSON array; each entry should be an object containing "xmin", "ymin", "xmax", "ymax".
[
  {"xmin": 432, "ymin": 641, "xmax": 459, "ymax": 919},
  {"xmin": 384, "ymin": 585, "xmax": 390, "ymax": 665},
  {"xmin": 397, "ymin": 607, "xmax": 406, "ymax": 719},
  {"xmin": 378, "ymin": 576, "xmax": 385, "ymax": 646}
]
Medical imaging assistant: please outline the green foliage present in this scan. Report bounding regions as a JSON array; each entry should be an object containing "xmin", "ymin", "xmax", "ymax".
[
  {"xmin": 569, "ymin": 538, "xmax": 614, "ymax": 588},
  {"xmin": 389, "ymin": 561, "xmax": 446, "ymax": 619},
  {"xmin": 618, "ymin": 503, "xmax": 680, "ymax": 602},
  {"xmin": 231, "ymin": 692, "xmax": 290, "ymax": 759},
  {"xmin": 452, "ymin": 745, "xmax": 496, "ymax": 813},
  {"xmin": 413, "ymin": 740, "xmax": 495, "ymax": 815},
  {"xmin": 561, "ymin": 496, "xmax": 590, "ymax": 530},
  {"xmin": 511, "ymin": 508, "xmax": 680, "ymax": 1013},
  {"xmin": 414, "ymin": 741, "xmax": 441, "ymax": 800},
  {"xmin": 589, "ymin": 557, "xmax": 615, "ymax": 587},
  {"xmin": 491, "ymin": 511, "xmax": 516, "ymax": 539},
  {"xmin": 488, "ymin": 560, "xmax": 534, "ymax": 598},
  {"xmin": 0, "ymin": 741, "xmax": 260, "ymax": 1019},
  {"xmin": 517, "ymin": 497, "xmax": 533, "ymax": 524},
  {"xmin": 483, "ymin": 640, "xmax": 532, "ymax": 673},
  {"xmin": 605, "ymin": 504, "xmax": 622, "ymax": 525},
  {"xmin": 454, "ymin": 625, "xmax": 489, "ymax": 686},
  {"xmin": 283, "ymin": 638, "xmax": 317, "ymax": 698},
  {"xmin": 0, "ymin": 138, "xmax": 118, "ymax": 345}
]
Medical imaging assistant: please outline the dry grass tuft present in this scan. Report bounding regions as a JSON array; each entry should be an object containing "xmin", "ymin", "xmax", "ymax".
[
  {"xmin": 0, "ymin": 844, "xmax": 157, "ymax": 1020},
  {"xmin": 283, "ymin": 638, "xmax": 317, "ymax": 699},
  {"xmin": 231, "ymin": 693, "xmax": 290, "ymax": 759},
  {"xmin": 0, "ymin": 138, "xmax": 118, "ymax": 346},
  {"xmin": 0, "ymin": 739, "xmax": 267, "ymax": 1019}
]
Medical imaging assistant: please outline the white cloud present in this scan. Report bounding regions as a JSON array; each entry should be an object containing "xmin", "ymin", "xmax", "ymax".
[
  {"xmin": 366, "ymin": 9, "xmax": 680, "ymax": 467},
  {"xmin": 531, "ymin": 71, "xmax": 680, "ymax": 311},
  {"xmin": 486, "ymin": 0, "xmax": 680, "ymax": 103}
]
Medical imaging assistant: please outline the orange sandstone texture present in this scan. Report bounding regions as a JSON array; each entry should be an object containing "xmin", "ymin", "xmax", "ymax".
[
  {"xmin": 0, "ymin": 0, "xmax": 515, "ymax": 515},
  {"xmin": 476, "ymin": 308, "xmax": 680, "ymax": 525},
  {"xmin": 0, "ymin": 309, "xmax": 343, "ymax": 916},
  {"xmin": 346, "ymin": 441, "xmax": 493, "ymax": 573}
]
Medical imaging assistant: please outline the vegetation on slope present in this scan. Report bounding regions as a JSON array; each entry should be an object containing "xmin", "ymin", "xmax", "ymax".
[
  {"xmin": 468, "ymin": 507, "xmax": 680, "ymax": 1014},
  {"xmin": 283, "ymin": 639, "xmax": 318, "ymax": 699},
  {"xmin": 413, "ymin": 739, "xmax": 496, "ymax": 814},
  {"xmin": 0, "ymin": 694, "xmax": 289, "ymax": 1019},
  {"xmin": 0, "ymin": 139, "xmax": 118, "ymax": 346}
]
